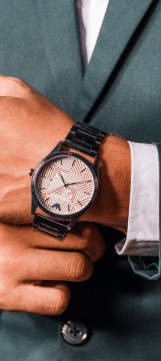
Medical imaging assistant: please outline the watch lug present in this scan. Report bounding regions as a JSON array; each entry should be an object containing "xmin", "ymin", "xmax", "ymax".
[
  {"xmin": 68, "ymin": 217, "xmax": 79, "ymax": 230},
  {"xmin": 93, "ymin": 155, "xmax": 99, "ymax": 177},
  {"xmin": 46, "ymin": 141, "xmax": 63, "ymax": 158},
  {"xmin": 31, "ymin": 197, "xmax": 38, "ymax": 215}
]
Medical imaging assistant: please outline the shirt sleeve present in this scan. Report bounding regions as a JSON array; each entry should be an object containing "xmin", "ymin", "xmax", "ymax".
[{"xmin": 115, "ymin": 141, "xmax": 159, "ymax": 257}]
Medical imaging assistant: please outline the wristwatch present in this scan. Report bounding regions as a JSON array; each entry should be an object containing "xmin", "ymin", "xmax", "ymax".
[{"xmin": 29, "ymin": 122, "xmax": 106, "ymax": 241}]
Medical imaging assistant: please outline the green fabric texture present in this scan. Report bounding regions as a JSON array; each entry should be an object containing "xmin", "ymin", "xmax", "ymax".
[
  {"xmin": 72, "ymin": 0, "xmax": 154, "ymax": 122},
  {"xmin": 0, "ymin": 0, "xmax": 161, "ymax": 360}
]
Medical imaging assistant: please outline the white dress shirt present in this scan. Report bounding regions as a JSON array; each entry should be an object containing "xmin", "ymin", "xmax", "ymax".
[{"xmin": 76, "ymin": 0, "xmax": 160, "ymax": 256}]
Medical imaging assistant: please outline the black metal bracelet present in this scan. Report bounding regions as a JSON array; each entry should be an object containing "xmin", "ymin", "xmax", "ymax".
[
  {"xmin": 63, "ymin": 121, "xmax": 106, "ymax": 157},
  {"xmin": 33, "ymin": 214, "xmax": 69, "ymax": 241}
]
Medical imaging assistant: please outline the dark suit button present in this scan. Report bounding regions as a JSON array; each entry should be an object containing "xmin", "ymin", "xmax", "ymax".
[{"xmin": 61, "ymin": 320, "xmax": 88, "ymax": 345}]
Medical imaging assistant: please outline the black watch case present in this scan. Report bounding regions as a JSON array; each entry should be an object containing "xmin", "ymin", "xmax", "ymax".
[{"xmin": 31, "ymin": 141, "xmax": 99, "ymax": 221}]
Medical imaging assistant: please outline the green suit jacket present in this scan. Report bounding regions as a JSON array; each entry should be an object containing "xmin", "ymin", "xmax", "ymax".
[{"xmin": 0, "ymin": 0, "xmax": 161, "ymax": 360}]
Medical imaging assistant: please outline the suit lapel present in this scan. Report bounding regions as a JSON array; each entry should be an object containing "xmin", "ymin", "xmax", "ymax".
[
  {"xmin": 34, "ymin": 0, "xmax": 83, "ymax": 116},
  {"xmin": 72, "ymin": 0, "xmax": 155, "ymax": 123}
]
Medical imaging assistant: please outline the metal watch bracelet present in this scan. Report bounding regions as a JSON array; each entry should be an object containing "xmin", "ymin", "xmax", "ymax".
[
  {"xmin": 33, "ymin": 122, "xmax": 106, "ymax": 240},
  {"xmin": 63, "ymin": 121, "xmax": 105, "ymax": 157}
]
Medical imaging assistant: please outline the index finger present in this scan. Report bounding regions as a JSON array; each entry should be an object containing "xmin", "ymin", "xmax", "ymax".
[{"xmin": 18, "ymin": 222, "xmax": 106, "ymax": 262}]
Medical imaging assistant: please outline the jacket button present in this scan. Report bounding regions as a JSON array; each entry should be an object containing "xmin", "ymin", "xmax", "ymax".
[{"xmin": 61, "ymin": 320, "xmax": 88, "ymax": 345}]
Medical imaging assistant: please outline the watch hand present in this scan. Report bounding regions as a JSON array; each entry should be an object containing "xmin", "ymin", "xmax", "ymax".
[
  {"xmin": 60, "ymin": 172, "xmax": 66, "ymax": 185},
  {"xmin": 48, "ymin": 180, "xmax": 91, "ymax": 194},
  {"xmin": 65, "ymin": 180, "xmax": 92, "ymax": 186}
]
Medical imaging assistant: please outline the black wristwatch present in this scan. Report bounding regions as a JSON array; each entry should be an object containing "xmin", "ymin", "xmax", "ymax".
[{"xmin": 29, "ymin": 122, "xmax": 106, "ymax": 241}]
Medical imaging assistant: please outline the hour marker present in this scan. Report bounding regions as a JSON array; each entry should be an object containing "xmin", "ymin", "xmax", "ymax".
[
  {"xmin": 61, "ymin": 159, "xmax": 62, "ymax": 165},
  {"xmin": 72, "ymin": 159, "xmax": 75, "ymax": 167},
  {"xmin": 78, "ymin": 200, "xmax": 82, "ymax": 206},
  {"xmin": 51, "ymin": 203, "xmax": 61, "ymax": 211},
  {"xmin": 44, "ymin": 197, "xmax": 49, "ymax": 203},
  {"xmin": 49, "ymin": 166, "xmax": 53, "ymax": 170},
  {"xmin": 68, "ymin": 205, "xmax": 70, "ymax": 212},
  {"xmin": 84, "ymin": 192, "xmax": 90, "ymax": 195},
  {"xmin": 80, "ymin": 168, "xmax": 86, "ymax": 173}
]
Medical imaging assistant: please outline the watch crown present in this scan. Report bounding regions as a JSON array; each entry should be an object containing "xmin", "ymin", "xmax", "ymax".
[{"xmin": 29, "ymin": 169, "xmax": 34, "ymax": 176}]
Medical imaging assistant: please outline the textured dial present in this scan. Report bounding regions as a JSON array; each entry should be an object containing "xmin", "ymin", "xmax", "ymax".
[{"xmin": 36, "ymin": 155, "xmax": 95, "ymax": 216}]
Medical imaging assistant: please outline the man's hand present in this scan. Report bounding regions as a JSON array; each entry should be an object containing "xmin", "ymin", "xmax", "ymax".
[
  {"xmin": 0, "ymin": 75, "xmax": 74, "ymax": 223},
  {"xmin": 0, "ymin": 222, "xmax": 105, "ymax": 315},
  {"xmin": 0, "ymin": 75, "xmax": 131, "ymax": 231}
]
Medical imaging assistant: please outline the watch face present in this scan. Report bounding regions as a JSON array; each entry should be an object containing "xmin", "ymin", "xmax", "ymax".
[{"xmin": 34, "ymin": 153, "xmax": 97, "ymax": 218}]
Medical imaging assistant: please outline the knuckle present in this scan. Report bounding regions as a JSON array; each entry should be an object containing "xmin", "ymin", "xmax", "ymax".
[
  {"xmin": 0, "ymin": 75, "xmax": 30, "ymax": 97},
  {"xmin": 80, "ymin": 225, "xmax": 91, "ymax": 249},
  {"xmin": 9, "ymin": 77, "xmax": 26, "ymax": 87},
  {"xmin": 89, "ymin": 224, "xmax": 106, "ymax": 261},
  {"xmin": 82, "ymin": 224, "xmax": 98, "ymax": 249},
  {"xmin": 94, "ymin": 236, "xmax": 106, "ymax": 261},
  {"xmin": 79, "ymin": 223, "xmax": 106, "ymax": 262},
  {"xmin": 72, "ymin": 223, "xmax": 93, "ymax": 252},
  {"xmin": 0, "ymin": 75, "xmax": 22, "ymax": 86},
  {"xmin": 70, "ymin": 253, "xmax": 93, "ymax": 281},
  {"xmin": 9, "ymin": 77, "xmax": 31, "ymax": 94}
]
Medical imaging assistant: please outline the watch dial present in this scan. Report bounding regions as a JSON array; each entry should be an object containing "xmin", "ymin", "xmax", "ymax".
[{"xmin": 35, "ymin": 155, "xmax": 95, "ymax": 216}]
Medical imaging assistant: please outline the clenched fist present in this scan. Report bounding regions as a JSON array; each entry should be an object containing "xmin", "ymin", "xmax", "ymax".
[{"xmin": 0, "ymin": 222, "xmax": 105, "ymax": 315}]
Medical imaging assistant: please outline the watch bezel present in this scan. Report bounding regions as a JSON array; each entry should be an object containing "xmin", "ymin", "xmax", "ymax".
[{"xmin": 31, "ymin": 151, "xmax": 98, "ymax": 220}]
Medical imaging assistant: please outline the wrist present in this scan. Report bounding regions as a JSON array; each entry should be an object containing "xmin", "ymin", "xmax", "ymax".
[{"xmin": 81, "ymin": 135, "xmax": 131, "ymax": 228}]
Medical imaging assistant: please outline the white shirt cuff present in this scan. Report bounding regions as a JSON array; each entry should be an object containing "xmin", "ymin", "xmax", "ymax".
[{"xmin": 115, "ymin": 141, "xmax": 159, "ymax": 256}]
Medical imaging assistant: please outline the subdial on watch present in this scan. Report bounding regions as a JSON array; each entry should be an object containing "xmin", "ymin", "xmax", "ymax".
[{"xmin": 36, "ymin": 155, "xmax": 95, "ymax": 216}]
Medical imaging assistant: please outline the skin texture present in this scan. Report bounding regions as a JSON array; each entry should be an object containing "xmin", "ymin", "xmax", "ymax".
[
  {"xmin": 0, "ymin": 222, "xmax": 105, "ymax": 315},
  {"xmin": 0, "ymin": 75, "xmax": 131, "ymax": 314},
  {"xmin": 0, "ymin": 75, "xmax": 131, "ymax": 231}
]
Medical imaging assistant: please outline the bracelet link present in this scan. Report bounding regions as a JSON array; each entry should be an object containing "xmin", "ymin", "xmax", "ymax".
[
  {"xmin": 63, "ymin": 122, "xmax": 106, "ymax": 157},
  {"xmin": 33, "ymin": 214, "xmax": 69, "ymax": 241}
]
